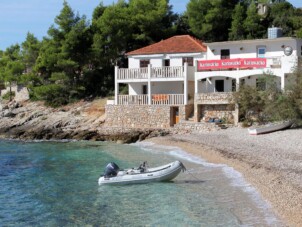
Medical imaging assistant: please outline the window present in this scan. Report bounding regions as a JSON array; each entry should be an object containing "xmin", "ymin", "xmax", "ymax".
[
  {"xmin": 183, "ymin": 57, "xmax": 193, "ymax": 66},
  {"xmin": 221, "ymin": 49, "xmax": 230, "ymax": 59},
  {"xmin": 164, "ymin": 59, "xmax": 170, "ymax": 67},
  {"xmin": 240, "ymin": 79, "xmax": 245, "ymax": 86},
  {"xmin": 257, "ymin": 47, "xmax": 266, "ymax": 58},
  {"xmin": 140, "ymin": 60, "xmax": 150, "ymax": 68}
]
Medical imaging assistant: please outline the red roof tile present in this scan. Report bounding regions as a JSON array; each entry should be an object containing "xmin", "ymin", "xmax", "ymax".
[{"xmin": 126, "ymin": 35, "xmax": 207, "ymax": 56}]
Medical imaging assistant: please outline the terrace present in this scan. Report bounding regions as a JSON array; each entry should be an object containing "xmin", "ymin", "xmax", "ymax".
[{"xmin": 114, "ymin": 63, "xmax": 193, "ymax": 105}]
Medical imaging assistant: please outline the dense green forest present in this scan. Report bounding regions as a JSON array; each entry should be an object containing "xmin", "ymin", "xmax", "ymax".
[{"xmin": 0, "ymin": 0, "xmax": 301, "ymax": 107}]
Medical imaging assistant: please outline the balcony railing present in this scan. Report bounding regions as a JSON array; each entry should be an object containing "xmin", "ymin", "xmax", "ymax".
[
  {"xmin": 117, "ymin": 94, "xmax": 184, "ymax": 105},
  {"xmin": 151, "ymin": 66, "xmax": 184, "ymax": 78},
  {"xmin": 117, "ymin": 68, "xmax": 148, "ymax": 80},
  {"xmin": 117, "ymin": 66, "xmax": 184, "ymax": 80},
  {"xmin": 152, "ymin": 94, "xmax": 184, "ymax": 105},
  {"xmin": 118, "ymin": 95, "xmax": 149, "ymax": 105}
]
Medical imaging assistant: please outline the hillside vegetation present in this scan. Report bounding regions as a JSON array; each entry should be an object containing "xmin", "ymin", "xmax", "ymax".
[{"xmin": 0, "ymin": 0, "xmax": 301, "ymax": 107}]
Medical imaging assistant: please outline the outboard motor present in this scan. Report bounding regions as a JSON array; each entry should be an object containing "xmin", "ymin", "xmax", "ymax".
[{"xmin": 104, "ymin": 162, "xmax": 120, "ymax": 178}]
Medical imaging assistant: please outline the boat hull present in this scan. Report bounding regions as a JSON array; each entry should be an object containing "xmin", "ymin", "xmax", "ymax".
[
  {"xmin": 98, "ymin": 161, "xmax": 184, "ymax": 185},
  {"xmin": 248, "ymin": 121, "xmax": 293, "ymax": 135}
]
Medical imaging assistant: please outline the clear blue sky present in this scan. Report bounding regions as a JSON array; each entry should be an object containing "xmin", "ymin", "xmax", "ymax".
[{"xmin": 0, "ymin": 0, "xmax": 301, "ymax": 51}]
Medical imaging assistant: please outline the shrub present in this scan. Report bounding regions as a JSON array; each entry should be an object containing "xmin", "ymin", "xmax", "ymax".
[
  {"xmin": 233, "ymin": 68, "xmax": 302, "ymax": 125},
  {"xmin": 2, "ymin": 91, "xmax": 15, "ymax": 100},
  {"xmin": 33, "ymin": 84, "xmax": 69, "ymax": 107}
]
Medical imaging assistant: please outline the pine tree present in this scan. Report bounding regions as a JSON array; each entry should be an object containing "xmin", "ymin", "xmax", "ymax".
[{"xmin": 229, "ymin": 3, "xmax": 247, "ymax": 40}]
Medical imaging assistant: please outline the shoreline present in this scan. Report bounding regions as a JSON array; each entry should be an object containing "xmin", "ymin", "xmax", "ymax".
[
  {"xmin": 1, "ymin": 100, "xmax": 301, "ymax": 225},
  {"xmin": 147, "ymin": 129, "xmax": 302, "ymax": 227}
]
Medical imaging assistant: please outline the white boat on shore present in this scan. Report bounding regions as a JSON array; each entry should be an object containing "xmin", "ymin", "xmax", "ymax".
[
  {"xmin": 248, "ymin": 121, "xmax": 293, "ymax": 135},
  {"xmin": 98, "ymin": 161, "xmax": 186, "ymax": 185}
]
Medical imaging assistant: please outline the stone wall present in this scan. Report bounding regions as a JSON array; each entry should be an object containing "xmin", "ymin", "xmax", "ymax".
[
  {"xmin": 177, "ymin": 104, "xmax": 193, "ymax": 121},
  {"xmin": 194, "ymin": 92, "xmax": 238, "ymax": 124},
  {"xmin": 200, "ymin": 104, "xmax": 235, "ymax": 123},
  {"xmin": 105, "ymin": 105, "xmax": 189, "ymax": 128},
  {"xmin": 195, "ymin": 92, "xmax": 233, "ymax": 104}
]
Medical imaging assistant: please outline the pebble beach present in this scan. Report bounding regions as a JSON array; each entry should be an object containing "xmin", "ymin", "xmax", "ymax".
[{"xmin": 149, "ymin": 127, "xmax": 302, "ymax": 227}]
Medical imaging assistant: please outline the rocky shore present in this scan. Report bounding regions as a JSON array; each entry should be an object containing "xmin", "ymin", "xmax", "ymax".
[
  {"xmin": 0, "ymin": 99, "xmax": 169, "ymax": 143},
  {"xmin": 149, "ymin": 128, "xmax": 302, "ymax": 227}
]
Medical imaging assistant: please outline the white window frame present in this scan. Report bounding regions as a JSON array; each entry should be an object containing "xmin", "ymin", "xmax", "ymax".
[{"xmin": 257, "ymin": 46, "xmax": 266, "ymax": 58}]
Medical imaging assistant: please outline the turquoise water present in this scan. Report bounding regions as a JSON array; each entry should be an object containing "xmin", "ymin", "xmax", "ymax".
[{"xmin": 0, "ymin": 140, "xmax": 282, "ymax": 226}]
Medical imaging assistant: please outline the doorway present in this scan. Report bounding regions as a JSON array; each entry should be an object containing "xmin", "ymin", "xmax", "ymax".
[
  {"xmin": 215, "ymin": 80, "xmax": 224, "ymax": 92},
  {"xmin": 164, "ymin": 59, "xmax": 170, "ymax": 67},
  {"xmin": 171, "ymin": 107, "xmax": 179, "ymax": 126},
  {"xmin": 142, "ymin": 85, "xmax": 148, "ymax": 95}
]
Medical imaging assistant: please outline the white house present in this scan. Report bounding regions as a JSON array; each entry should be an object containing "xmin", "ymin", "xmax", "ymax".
[
  {"xmin": 114, "ymin": 35, "xmax": 206, "ymax": 106},
  {"xmin": 194, "ymin": 37, "xmax": 302, "ymax": 123},
  {"xmin": 106, "ymin": 34, "xmax": 302, "ymax": 129}
]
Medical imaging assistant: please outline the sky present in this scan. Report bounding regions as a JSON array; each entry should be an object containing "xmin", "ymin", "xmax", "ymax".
[{"xmin": 0, "ymin": 0, "xmax": 301, "ymax": 51}]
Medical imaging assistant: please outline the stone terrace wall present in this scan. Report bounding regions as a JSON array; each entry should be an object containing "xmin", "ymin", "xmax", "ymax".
[
  {"xmin": 106, "ymin": 105, "xmax": 173, "ymax": 128},
  {"xmin": 195, "ymin": 92, "xmax": 233, "ymax": 105},
  {"xmin": 201, "ymin": 104, "xmax": 235, "ymax": 123},
  {"xmin": 194, "ymin": 92, "xmax": 236, "ymax": 123}
]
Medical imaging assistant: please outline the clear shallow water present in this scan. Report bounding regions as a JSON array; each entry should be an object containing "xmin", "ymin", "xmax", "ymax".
[{"xmin": 0, "ymin": 140, "xmax": 283, "ymax": 226}]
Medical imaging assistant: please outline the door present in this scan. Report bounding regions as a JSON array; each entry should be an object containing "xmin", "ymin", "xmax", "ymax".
[
  {"xmin": 171, "ymin": 107, "xmax": 179, "ymax": 126},
  {"xmin": 215, "ymin": 80, "xmax": 224, "ymax": 92},
  {"xmin": 142, "ymin": 85, "xmax": 148, "ymax": 95},
  {"xmin": 164, "ymin": 59, "xmax": 170, "ymax": 67}
]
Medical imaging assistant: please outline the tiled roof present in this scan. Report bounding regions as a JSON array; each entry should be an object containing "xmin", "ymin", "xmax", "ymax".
[{"xmin": 126, "ymin": 35, "xmax": 207, "ymax": 56}]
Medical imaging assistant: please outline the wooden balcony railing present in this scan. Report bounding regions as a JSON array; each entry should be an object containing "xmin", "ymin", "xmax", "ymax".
[
  {"xmin": 118, "ymin": 95, "xmax": 149, "ymax": 105},
  {"xmin": 117, "ymin": 66, "xmax": 184, "ymax": 80},
  {"xmin": 117, "ymin": 94, "xmax": 184, "ymax": 105},
  {"xmin": 151, "ymin": 66, "xmax": 184, "ymax": 78},
  {"xmin": 117, "ymin": 68, "xmax": 148, "ymax": 80},
  {"xmin": 152, "ymin": 94, "xmax": 184, "ymax": 105}
]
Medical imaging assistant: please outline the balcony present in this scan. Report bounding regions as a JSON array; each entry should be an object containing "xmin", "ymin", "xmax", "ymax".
[
  {"xmin": 151, "ymin": 66, "xmax": 184, "ymax": 79},
  {"xmin": 117, "ymin": 68, "xmax": 148, "ymax": 80},
  {"xmin": 116, "ymin": 66, "xmax": 185, "ymax": 81},
  {"xmin": 117, "ymin": 94, "xmax": 184, "ymax": 105}
]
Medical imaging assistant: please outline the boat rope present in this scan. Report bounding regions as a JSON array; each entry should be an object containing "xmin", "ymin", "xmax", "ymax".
[
  {"xmin": 186, "ymin": 169, "xmax": 203, "ymax": 181},
  {"xmin": 180, "ymin": 162, "xmax": 203, "ymax": 181}
]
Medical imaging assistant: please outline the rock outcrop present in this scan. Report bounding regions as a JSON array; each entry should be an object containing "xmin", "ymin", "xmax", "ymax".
[{"xmin": 0, "ymin": 99, "xmax": 170, "ymax": 143}]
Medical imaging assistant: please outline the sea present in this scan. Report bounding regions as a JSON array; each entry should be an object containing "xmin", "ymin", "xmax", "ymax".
[{"xmin": 0, "ymin": 139, "xmax": 283, "ymax": 227}]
